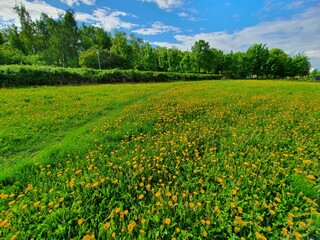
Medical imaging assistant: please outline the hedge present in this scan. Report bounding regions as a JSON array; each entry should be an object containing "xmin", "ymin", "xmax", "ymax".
[{"xmin": 0, "ymin": 65, "xmax": 222, "ymax": 87}]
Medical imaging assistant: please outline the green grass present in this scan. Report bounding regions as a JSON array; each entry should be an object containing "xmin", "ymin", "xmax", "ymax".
[{"xmin": 0, "ymin": 80, "xmax": 319, "ymax": 239}]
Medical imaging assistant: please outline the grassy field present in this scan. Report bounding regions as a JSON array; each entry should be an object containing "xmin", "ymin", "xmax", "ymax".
[{"xmin": 0, "ymin": 80, "xmax": 319, "ymax": 239}]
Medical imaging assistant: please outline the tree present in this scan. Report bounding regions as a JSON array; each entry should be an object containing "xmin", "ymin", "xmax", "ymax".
[
  {"xmin": 291, "ymin": 54, "xmax": 310, "ymax": 77},
  {"xmin": 246, "ymin": 43, "xmax": 269, "ymax": 78},
  {"xmin": 79, "ymin": 46, "xmax": 125, "ymax": 69},
  {"xmin": 191, "ymin": 40, "xmax": 211, "ymax": 73},
  {"xmin": 180, "ymin": 52, "xmax": 193, "ymax": 73},
  {"xmin": 167, "ymin": 47, "xmax": 183, "ymax": 72},
  {"xmin": 129, "ymin": 34, "xmax": 144, "ymax": 70},
  {"xmin": 110, "ymin": 31, "xmax": 133, "ymax": 69},
  {"xmin": 59, "ymin": 10, "xmax": 79, "ymax": 67},
  {"xmin": 13, "ymin": 4, "xmax": 35, "ymax": 54},
  {"xmin": 210, "ymin": 48, "xmax": 224, "ymax": 74},
  {"xmin": 0, "ymin": 31, "xmax": 4, "ymax": 45},
  {"xmin": 266, "ymin": 48, "xmax": 290, "ymax": 78},
  {"xmin": 155, "ymin": 46, "xmax": 169, "ymax": 71},
  {"xmin": 79, "ymin": 24, "xmax": 111, "ymax": 51},
  {"xmin": 140, "ymin": 43, "xmax": 158, "ymax": 71}
]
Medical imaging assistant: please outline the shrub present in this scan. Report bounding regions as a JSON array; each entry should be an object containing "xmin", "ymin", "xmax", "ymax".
[{"xmin": 0, "ymin": 65, "xmax": 222, "ymax": 87}]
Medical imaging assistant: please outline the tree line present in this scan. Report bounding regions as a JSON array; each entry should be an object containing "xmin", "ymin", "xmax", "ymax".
[{"xmin": 0, "ymin": 5, "xmax": 311, "ymax": 78}]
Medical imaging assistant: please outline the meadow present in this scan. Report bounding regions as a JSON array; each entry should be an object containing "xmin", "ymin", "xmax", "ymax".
[{"xmin": 0, "ymin": 80, "xmax": 319, "ymax": 239}]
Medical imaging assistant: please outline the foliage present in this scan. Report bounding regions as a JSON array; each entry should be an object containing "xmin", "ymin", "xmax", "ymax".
[
  {"xmin": 0, "ymin": 81, "xmax": 319, "ymax": 239},
  {"xmin": 0, "ymin": 65, "xmax": 222, "ymax": 87},
  {"xmin": 0, "ymin": 4, "xmax": 312, "ymax": 78}
]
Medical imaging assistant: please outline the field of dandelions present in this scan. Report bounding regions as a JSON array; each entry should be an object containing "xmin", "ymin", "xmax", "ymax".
[{"xmin": 0, "ymin": 80, "xmax": 319, "ymax": 239}]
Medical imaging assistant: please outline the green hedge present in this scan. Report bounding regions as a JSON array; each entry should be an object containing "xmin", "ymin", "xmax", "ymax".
[{"xmin": 0, "ymin": 65, "xmax": 222, "ymax": 87}]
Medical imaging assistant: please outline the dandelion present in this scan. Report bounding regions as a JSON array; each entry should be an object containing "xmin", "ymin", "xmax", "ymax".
[
  {"xmin": 127, "ymin": 221, "xmax": 136, "ymax": 232},
  {"xmin": 78, "ymin": 218, "xmax": 84, "ymax": 225},
  {"xmin": 141, "ymin": 219, "xmax": 146, "ymax": 224},
  {"xmin": 307, "ymin": 175, "xmax": 316, "ymax": 180},
  {"xmin": 203, "ymin": 230, "xmax": 208, "ymax": 237},
  {"xmin": 269, "ymin": 209, "xmax": 276, "ymax": 215},
  {"xmin": 282, "ymin": 228, "xmax": 288, "ymax": 235},
  {"xmin": 138, "ymin": 194, "xmax": 144, "ymax": 200},
  {"xmin": 104, "ymin": 222, "xmax": 111, "ymax": 229},
  {"xmin": 164, "ymin": 218, "xmax": 171, "ymax": 225},
  {"xmin": 294, "ymin": 232, "xmax": 302, "ymax": 240}
]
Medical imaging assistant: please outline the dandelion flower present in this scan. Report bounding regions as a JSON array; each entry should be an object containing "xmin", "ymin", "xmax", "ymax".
[{"xmin": 164, "ymin": 218, "xmax": 171, "ymax": 225}]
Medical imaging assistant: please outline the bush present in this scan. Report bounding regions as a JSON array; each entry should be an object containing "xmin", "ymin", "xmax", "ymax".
[{"xmin": 0, "ymin": 65, "xmax": 222, "ymax": 87}]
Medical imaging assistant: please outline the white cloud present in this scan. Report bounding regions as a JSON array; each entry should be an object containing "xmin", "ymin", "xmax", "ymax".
[
  {"xmin": 60, "ymin": 0, "xmax": 95, "ymax": 7},
  {"xmin": 0, "ymin": 1, "xmax": 137, "ymax": 32},
  {"xmin": 177, "ymin": 11, "xmax": 200, "ymax": 21},
  {"xmin": 139, "ymin": 0, "xmax": 183, "ymax": 10},
  {"xmin": 133, "ymin": 21, "xmax": 179, "ymax": 35},
  {"xmin": 0, "ymin": 0, "xmax": 62, "ymax": 25},
  {"xmin": 154, "ymin": 5, "xmax": 320, "ymax": 68},
  {"xmin": 89, "ymin": 8, "xmax": 137, "ymax": 31},
  {"xmin": 178, "ymin": 12, "xmax": 188, "ymax": 17}
]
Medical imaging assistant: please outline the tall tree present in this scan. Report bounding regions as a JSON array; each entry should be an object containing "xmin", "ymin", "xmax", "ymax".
[
  {"xmin": 191, "ymin": 40, "xmax": 211, "ymax": 73},
  {"xmin": 110, "ymin": 31, "xmax": 133, "ymax": 69},
  {"xmin": 140, "ymin": 43, "xmax": 158, "ymax": 71},
  {"xmin": 246, "ymin": 43, "xmax": 269, "ymax": 78},
  {"xmin": 180, "ymin": 52, "xmax": 193, "ymax": 73},
  {"xmin": 13, "ymin": 4, "xmax": 35, "ymax": 54},
  {"xmin": 155, "ymin": 46, "xmax": 169, "ymax": 72},
  {"xmin": 79, "ymin": 24, "xmax": 111, "ymax": 51},
  {"xmin": 59, "ymin": 10, "xmax": 79, "ymax": 67},
  {"xmin": 210, "ymin": 48, "xmax": 224, "ymax": 74},
  {"xmin": 167, "ymin": 47, "xmax": 183, "ymax": 72},
  {"xmin": 266, "ymin": 48, "xmax": 290, "ymax": 78},
  {"xmin": 291, "ymin": 54, "xmax": 310, "ymax": 77}
]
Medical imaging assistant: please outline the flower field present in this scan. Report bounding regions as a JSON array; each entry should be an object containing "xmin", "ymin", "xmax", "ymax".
[{"xmin": 0, "ymin": 80, "xmax": 319, "ymax": 239}]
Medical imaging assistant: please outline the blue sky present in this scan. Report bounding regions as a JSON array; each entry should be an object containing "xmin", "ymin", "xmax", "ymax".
[{"xmin": 0, "ymin": 0, "xmax": 319, "ymax": 69}]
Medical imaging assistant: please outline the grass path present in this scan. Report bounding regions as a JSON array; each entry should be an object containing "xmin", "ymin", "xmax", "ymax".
[{"xmin": 0, "ymin": 82, "xmax": 179, "ymax": 182}]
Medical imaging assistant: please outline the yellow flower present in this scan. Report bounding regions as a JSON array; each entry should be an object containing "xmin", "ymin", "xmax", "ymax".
[
  {"xmin": 299, "ymin": 222, "xmax": 306, "ymax": 228},
  {"xmin": 172, "ymin": 195, "xmax": 178, "ymax": 202},
  {"xmin": 164, "ymin": 218, "xmax": 171, "ymax": 225},
  {"xmin": 78, "ymin": 218, "xmax": 84, "ymax": 225},
  {"xmin": 189, "ymin": 202, "xmax": 194, "ymax": 208},
  {"xmin": 141, "ymin": 219, "xmax": 146, "ymax": 224},
  {"xmin": 82, "ymin": 235, "xmax": 93, "ymax": 240},
  {"xmin": 115, "ymin": 208, "xmax": 121, "ymax": 213},
  {"xmin": 203, "ymin": 230, "xmax": 208, "ymax": 237},
  {"xmin": 168, "ymin": 201, "xmax": 173, "ymax": 206},
  {"xmin": 138, "ymin": 194, "xmax": 144, "ymax": 200},
  {"xmin": 269, "ymin": 209, "xmax": 276, "ymax": 215},
  {"xmin": 282, "ymin": 228, "xmax": 288, "ymax": 235},
  {"xmin": 205, "ymin": 220, "xmax": 211, "ymax": 225},
  {"xmin": 127, "ymin": 221, "xmax": 136, "ymax": 232},
  {"xmin": 175, "ymin": 228, "xmax": 181, "ymax": 233},
  {"xmin": 287, "ymin": 219, "xmax": 294, "ymax": 226},
  {"xmin": 275, "ymin": 197, "xmax": 281, "ymax": 203},
  {"xmin": 307, "ymin": 175, "xmax": 316, "ymax": 180},
  {"xmin": 104, "ymin": 222, "xmax": 110, "ymax": 229},
  {"xmin": 294, "ymin": 232, "xmax": 302, "ymax": 240}
]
